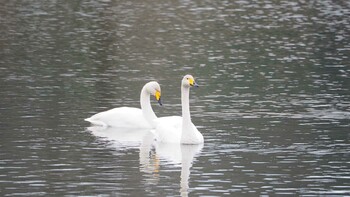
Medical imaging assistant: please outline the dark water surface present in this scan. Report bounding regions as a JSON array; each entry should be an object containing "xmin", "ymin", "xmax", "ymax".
[{"xmin": 1, "ymin": 0, "xmax": 349, "ymax": 196}]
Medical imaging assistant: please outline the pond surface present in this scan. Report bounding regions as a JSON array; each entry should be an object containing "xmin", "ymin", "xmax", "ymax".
[{"xmin": 1, "ymin": 0, "xmax": 350, "ymax": 196}]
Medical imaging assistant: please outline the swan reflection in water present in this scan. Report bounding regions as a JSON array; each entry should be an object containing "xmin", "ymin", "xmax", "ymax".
[
  {"xmin": 155, "ymin": 142, "xmax": 203, "ymax": 197},
  {"xmin": 87, "ymin": 126, "xmax": 203, "ymax": 196},
  {"xmin": 87, "ymin": 126, "xmax": 159, "ymax": 176}
]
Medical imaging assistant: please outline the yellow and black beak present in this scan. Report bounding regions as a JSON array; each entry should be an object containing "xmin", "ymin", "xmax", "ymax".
[
  {"xmin": 155, "ymin": 90, "xmax": 162, "ymax": 106},
  {"xmin": 189, "ymin": 78, "xmax": 199, "ymax": 87}
]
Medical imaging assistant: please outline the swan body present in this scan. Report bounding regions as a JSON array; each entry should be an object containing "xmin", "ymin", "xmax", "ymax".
[
  {"xmin": 85, "ymin": 107, "xmax": 151, "ymax": 128},
  {"xmin": 154, "ymin": 116, "xmax": 199, "ymax": 143},
  {"xmin": 85, "ymin": 81, "xmax": 161, "ymax": 128},
  {"xmin": 154, "ymin": 75, "xmax": 204, "ymax": 144}
]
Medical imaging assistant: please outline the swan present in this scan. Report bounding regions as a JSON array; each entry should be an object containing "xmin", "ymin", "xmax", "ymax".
[
  {"xmin": 85, "ymin": 81, "xmax": 162, "ymax": 128},
  {"xmin": 154, "ymin": 75, "xmax": 204, "ymax": 144}
]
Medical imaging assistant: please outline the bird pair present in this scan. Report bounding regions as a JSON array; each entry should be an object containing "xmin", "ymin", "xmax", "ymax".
[{"xmin": 85, "ymin": 74, "xmax": 203, "ymax": 145}]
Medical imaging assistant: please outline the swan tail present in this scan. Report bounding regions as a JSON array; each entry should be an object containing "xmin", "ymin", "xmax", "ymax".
[
  {"xmin": 84, "ymin": 118, "xmax": 91, "ymax": 122},
  {"xmin": 84, "ymin": 117, "xmax": 108, "ymax": 128}
]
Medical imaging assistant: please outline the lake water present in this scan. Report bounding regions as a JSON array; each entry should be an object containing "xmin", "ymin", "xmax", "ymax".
[{"xmin": 1, "ymin": 0, "xmax": 349, "ymax": 196}]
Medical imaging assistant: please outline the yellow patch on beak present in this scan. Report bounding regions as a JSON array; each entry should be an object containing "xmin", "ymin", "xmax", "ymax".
[
  {"xmin": 155, "ymin": 90, "xmax": 161, "ymax": 101},
  {"xmin": 189, "ymin": 78, "xmax": 194, "ymax": 86}
]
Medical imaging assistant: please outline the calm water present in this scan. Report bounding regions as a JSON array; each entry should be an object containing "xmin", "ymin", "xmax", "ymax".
[{"xmin": 1, "ymin": 0, "xmax": 350, "ymax": 196}]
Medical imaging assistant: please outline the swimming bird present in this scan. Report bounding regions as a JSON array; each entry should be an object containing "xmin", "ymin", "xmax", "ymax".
[
  {"xmin": 154, "ymin": 75, "xmax": 204, "ymax": 144},
  {"xmin": 85, "ymin": 81, "xmax": 162, "ymax": 128}
]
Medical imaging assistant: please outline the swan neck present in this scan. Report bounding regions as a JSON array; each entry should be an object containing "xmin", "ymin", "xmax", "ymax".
[
  {"xmin": 181, "ymin": 86, "xmax": 191, "ymax": 125},
  {"xmin": 140, "ymin": 86, "xmax": 157, "ymax": 127},
  {"xmin": 181, "ymin": 85, "xmax": 203, "ymax": 144}
]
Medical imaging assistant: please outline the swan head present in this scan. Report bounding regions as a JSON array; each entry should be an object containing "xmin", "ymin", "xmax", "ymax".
[
  {"xmin": 182, "ymin": 74, "xmax": 199, "ymax": 88},
  {"xmin": 145, "ymin": 81, "xmax": 162, "ymax": 106}
]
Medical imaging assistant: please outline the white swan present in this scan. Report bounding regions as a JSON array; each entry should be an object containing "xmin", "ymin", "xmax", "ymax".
[
  {"xmin": 154, "ymin": 75, "xmax": 204, "ymax": 144},
  {"xmin": 85, "ymin": 81, "xmax": 162, "ymax": 128}
]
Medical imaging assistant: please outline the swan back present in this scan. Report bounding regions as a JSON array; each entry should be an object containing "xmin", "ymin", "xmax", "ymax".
[{"xmin": 85, "ymin": 107, "xmax": 152, "ymax": 128}]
